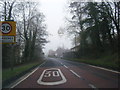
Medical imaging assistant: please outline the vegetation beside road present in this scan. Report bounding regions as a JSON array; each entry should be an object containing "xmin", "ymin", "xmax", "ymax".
[
  {"xmin": 60, "ymin": 1, "xmax": 120, "ymax": 72},
  {"xmin": 2, "ymin": 0, "xmax": 48, "ymax": 70},
  {"xmin": 2, "ymin": 60, "xmax": 45, "ymax": 82},
  {"xmin": 63, "ymin": 53, "xmax": 119, "ymax": 71}
]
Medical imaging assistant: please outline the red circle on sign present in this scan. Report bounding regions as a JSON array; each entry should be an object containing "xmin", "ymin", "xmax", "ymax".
[{"xmin": 0, "ymin": 22, "xmax": 12, "ymax": 34}]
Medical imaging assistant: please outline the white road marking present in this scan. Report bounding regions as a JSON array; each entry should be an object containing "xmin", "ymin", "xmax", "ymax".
[
  {"xmin": 39, "ymin": 60, "xmax": 47, "ymax": 67},
  {"xmin": 11, "ymin": 60, "xmax": 47, "ymax": 88},
  {"xmin": 63, "ymin": 65, "xmax": 68, "ymax": 69},
  {"xmin": 11, "ymin": 67, "xmax": 38, "ymax": 88},
  {"xmin": 70, "ymin": 70, "xmax": 81, "ymax": 78},
  {"xmin": 61, "ymin": 63, "xmax": 63, "ymax": 65},
  {"xmin": 44, "ymin": 71, "xmax": 52, "ymax": 77},
  {"xmin": 37, "ymin": 68, "xmax": 67, "ymax": 85},
  {"xmin": 53, "ymin": 71, "xmax": 60, "ymax": 77},
  {"xmin": 89, "ymin": 84, "xmax": 97, "ymax": 89},
  {"xmin": 88, "ymin": 65, "xmax": 120, "ymax": 74}
]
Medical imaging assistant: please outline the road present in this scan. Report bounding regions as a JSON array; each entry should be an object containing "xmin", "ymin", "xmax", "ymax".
[{"xmin": 10, "ymin": 57, "xmax": 119, "ymax": 88}]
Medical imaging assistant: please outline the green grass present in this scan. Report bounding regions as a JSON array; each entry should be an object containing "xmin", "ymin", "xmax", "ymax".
[
  {"xmin": 63, "ymin": 54, "xmax": 119, "ymax": 71},
  {"xmin": 2, "ymin": 61, "xmax": 44, "ymax": 81}
]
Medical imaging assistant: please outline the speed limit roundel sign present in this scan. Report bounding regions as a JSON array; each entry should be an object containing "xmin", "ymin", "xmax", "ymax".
[{"xmin": 0, "ymin": 22, "xmax": 12, "ymax": 34}]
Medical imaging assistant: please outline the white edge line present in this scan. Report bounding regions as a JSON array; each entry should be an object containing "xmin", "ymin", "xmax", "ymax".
[
  {"xmin": 88, "ymin": 65, "xmax": 120, "ymax": 74},
  {"xmin": 39, "ymin": 60, "xmax": 47, "ymax": 67},
  {"xmin": 37, "ymin": 68, "xmax": 67, "ymax": 85},
  {"xmin": 11, "ymin": 67, "xmax": 38, "ymax": 88},
  {"xmin": 89, "ymin": 84, "xmax": 97, "ymax": 88},
  {"xmin": 11, "ymin": 61, "xmax": 47, "ymax": 88},
  {"xmin": 62, "ymin": 58, "xmax": 120, "ymax": 74},
  {"xmin": 70, "ymin": 70, "xmax": 81, "ymax": 78},
  {"xmin": 63, "ymin": 65, "xmax": 68, "ymax": 68}
]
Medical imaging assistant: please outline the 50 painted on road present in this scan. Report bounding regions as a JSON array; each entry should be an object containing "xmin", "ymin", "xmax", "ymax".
[{"xmin": 37, "ymin": 68, "xmax": 67, "ymax": 85}]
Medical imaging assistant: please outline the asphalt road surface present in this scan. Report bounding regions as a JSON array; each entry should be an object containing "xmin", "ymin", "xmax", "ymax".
[{"xmin": 10, "ymin": 57, "xmax": 120, "ymax": 89}]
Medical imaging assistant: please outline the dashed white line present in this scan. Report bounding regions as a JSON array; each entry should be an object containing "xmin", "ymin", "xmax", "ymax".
[
  {"xmin": 70, "ymin": 70, "xmax": 81, "ymax": 78},
  {"xmin": 69, "ymin": 69, "xmax": 97, "ymax": 89},
  {"xmin": 63, "ymin": 65, "xmax": 68, "ymax": 69},
  {"xmin": 89, "ymin": 84, "xmax": 97, "ymax": 89},
  {"xmin": 89, "ymin": 65, "xmax": 120, "ymax": 74},
  {"xmin": 61, "ymin": 63, "xmax": 63, "ymax": 65}
]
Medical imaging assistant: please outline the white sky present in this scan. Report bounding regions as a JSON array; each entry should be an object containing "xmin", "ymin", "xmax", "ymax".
[{"xmin": 38, "ymin": 0, "xmax": 72, "ymax": 55}]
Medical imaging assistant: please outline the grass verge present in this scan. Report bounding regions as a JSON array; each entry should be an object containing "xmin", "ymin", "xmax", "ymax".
[
  {"xmin": 2, "ymin": 60, "xmax": 44, "ymax": 82},
  {"xmin": 63, "ymin": 55, "xmax": 119, "ymax": 71}
]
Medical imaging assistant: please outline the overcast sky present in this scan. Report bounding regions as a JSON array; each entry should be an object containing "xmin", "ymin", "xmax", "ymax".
[{"xmin": 38, "ymin": 0, "xmax": 72, "ymax": 55}]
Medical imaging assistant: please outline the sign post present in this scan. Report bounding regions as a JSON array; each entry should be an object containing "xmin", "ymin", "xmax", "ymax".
[{"xmin": 0, "ymin": 21, "xmax": 16, "ymax": 44}]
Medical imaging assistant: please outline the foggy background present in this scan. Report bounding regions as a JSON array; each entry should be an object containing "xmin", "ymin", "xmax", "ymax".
[{"xmin": 39, "ymin": 0, "xmax": 72, "ymax": 55}]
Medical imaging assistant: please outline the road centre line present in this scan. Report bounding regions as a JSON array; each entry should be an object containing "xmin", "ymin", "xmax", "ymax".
[
  {"xmin": 89, "ymin": 84, "xmax": 97, "ymax": 89},
  {"xmin": 69, "ymin": 69, "xmax": 97, "ymax": 89},
  {"xmin": 63, "ymin": 65, "xmax": 68, "ymax": 68},
  {"xmin": 11, "ymin": 60, "xmax": 47, "ymax": 88},
  {"xmin": 60, "ymin": 62, "xmax": 63, "ymax": 65},
  {"xmin": 70, "ymin": 70, "xmax": 81, "ymax": 78},
  {"xmin": 88, "ymin": 65, "xmax": 120, "ymax": 74}
]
